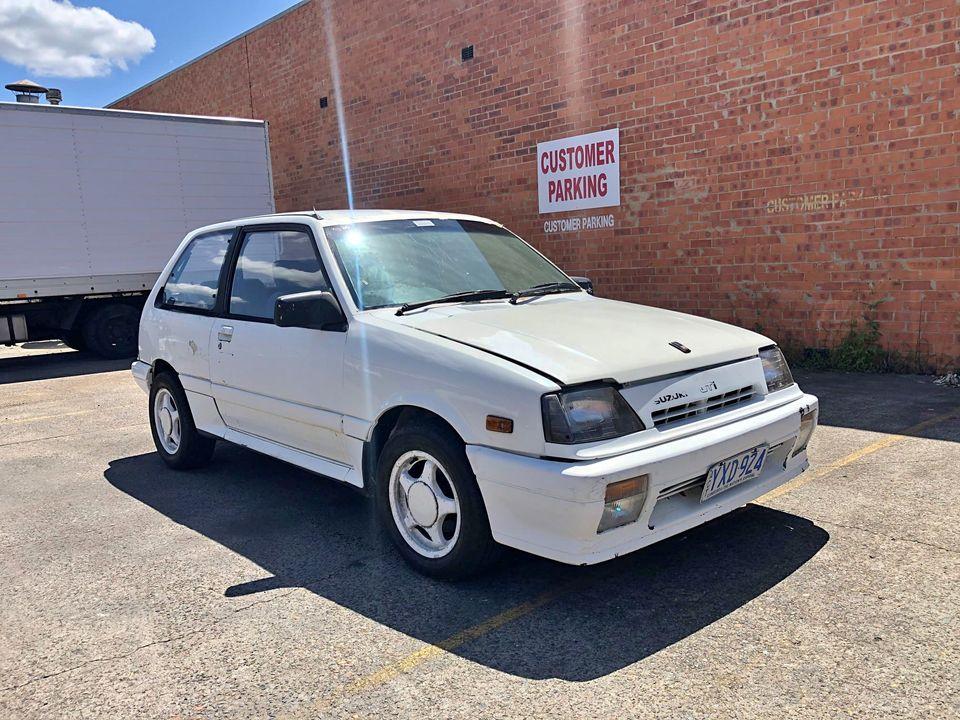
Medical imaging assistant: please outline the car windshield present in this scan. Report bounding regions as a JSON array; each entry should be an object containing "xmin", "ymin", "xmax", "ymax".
[{"xmin": 324, "ymin": 219, "xmax": 576, "ymax": 310}]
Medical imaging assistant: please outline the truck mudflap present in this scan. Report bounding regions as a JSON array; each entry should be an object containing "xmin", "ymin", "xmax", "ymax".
[{"xmin": 0, "ymin": 314, "xmax": 27, "ymax": 343}]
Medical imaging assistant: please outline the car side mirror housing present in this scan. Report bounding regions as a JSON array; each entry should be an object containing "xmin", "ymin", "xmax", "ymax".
[
  {"xmin": 275, "ymin": 291, "xmax": 347, "ymax": 331},
  {"xmin": 571, "ymin": 276, "xmax": 594, "ymax": 295}
]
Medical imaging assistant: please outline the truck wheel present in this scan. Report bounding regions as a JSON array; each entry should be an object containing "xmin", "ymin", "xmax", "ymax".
[
  {"xmin": 377, "ymin": 420, "xmax": 501, "ymax": 579},
  {"xmin": 82, "ymin": 304, "xmax": 139, "ymax": 358},
  {"xmin": 149, "ymin": 372, "xmax": 216, "ymax": 470},
  {"xmin": 61, "ymin": 330, "xmax": 87, "ymax": 352}
]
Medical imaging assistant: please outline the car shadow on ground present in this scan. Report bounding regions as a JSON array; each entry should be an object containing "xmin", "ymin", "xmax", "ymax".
[
  {"xmin": 795, "ymin": 370, "xmax": 960, "ymax": 442},
  {"xmin": 0, "ymin": 348, "xmax": 130, "ymax": 385},
  {"xmin": 105, "ymin": 445, "xmax": 828, "ymax": 681}
]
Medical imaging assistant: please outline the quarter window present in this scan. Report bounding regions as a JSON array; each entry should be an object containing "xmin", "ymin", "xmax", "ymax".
[
  {"xmin": 229, "ymin": 229, "xmax": 329, "ymax": 320},
  {"xmin": 161, "ymin": 230, "xmax": 232, "ymax": 311}
]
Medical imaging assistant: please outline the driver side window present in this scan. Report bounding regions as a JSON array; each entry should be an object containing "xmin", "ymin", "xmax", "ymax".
[{"xmin": 229, "ymin": 229, "xmax": 329, "ymax": 321}]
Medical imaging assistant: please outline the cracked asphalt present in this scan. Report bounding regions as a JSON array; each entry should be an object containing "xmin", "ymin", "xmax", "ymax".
[{"xmin": 1, "ymin": 343, "xmax": 958, "ymax": 719}]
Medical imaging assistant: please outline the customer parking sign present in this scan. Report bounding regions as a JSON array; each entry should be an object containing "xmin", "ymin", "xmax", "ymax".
[{"xmin": 537, "ymin": 128, "xmax": 620, "ymax": 214}]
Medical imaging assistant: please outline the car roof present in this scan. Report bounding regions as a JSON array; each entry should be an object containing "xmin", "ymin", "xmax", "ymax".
[{"xmin": 190, "ymin": 209, "xmax": 502, "ymax": 235}]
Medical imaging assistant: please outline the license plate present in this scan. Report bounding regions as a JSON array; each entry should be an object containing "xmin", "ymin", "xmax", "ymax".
[{"xmin": 701, "ymin": 444, "xmax": 768, "ymax": 502}]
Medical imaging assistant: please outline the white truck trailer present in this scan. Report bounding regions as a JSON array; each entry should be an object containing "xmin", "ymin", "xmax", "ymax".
[{"xmin": 0, "ymin": 101, "xmax": 274, "ymax": 357}]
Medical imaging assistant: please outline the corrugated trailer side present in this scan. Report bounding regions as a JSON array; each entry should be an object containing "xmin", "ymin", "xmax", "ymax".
[{"xmin": 0, "ymin": 102, "xmax": 274, "ymax": 357}]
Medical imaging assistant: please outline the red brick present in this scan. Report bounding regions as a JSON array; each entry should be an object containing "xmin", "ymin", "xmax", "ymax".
[{"xmin": 112, "ymin": 0, "xmax": 960, "ymax": 369}]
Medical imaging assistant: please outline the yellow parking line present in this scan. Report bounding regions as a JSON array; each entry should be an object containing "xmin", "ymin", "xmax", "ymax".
[
  {"xmin": 3, "ymin": 409, "xmax": 94, "ymax": 425},
  {"xmin": 292, "ymin": 577, "xmax": 592, "ymax": 718},
  {"xmin": 757, "ymin": 406, "xmax": 960, "ymax": 503},
  {"xmin": 304, "ymin": 405, "xmax": 960, "ymax": 713},
  {"xmin": 346, "ymin": 577, "xmax": 587, "ymax": 694}
]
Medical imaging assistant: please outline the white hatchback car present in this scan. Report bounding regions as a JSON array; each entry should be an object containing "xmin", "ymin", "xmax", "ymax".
[{"xmin": 133, "ymin": 210, "xmax": 818, "ymax": 578}]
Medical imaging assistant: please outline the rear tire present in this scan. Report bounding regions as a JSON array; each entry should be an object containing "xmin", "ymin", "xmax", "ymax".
[
  {"xmin": 61, "ymin": 330, "xmax": 87, "ymax": 352},
  {"xmin": 376, "ymin": 419, "xmax": 501, "ymax": 579},
  {"xmin": 149, "ymin": 372, "xmax": 216, "ymax": 470},
  {"xmin": 82, "ymin": 304, "xmax": 139, "ymax": 358}
]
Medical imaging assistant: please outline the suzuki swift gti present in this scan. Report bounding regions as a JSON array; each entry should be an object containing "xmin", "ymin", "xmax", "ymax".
[{"xmin": 133, "ymin": 210, "xmax": 818, "ymax": 578}]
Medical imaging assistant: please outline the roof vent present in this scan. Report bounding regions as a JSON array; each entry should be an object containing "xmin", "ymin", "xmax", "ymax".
[
  {"xmin": 5, "ymin": 79, "xmax": 48, "ymax": 103},
  {"xmin": 46, "ymin": 88, "xmax": 62, "ymax": 105}
]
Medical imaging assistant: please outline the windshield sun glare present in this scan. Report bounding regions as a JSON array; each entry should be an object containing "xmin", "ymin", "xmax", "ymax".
[{"xmin": 325, "ymin": 219, "xmax": 575, "ymax": 310}]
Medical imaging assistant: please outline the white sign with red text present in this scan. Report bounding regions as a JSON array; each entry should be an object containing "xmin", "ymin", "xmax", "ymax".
[{"xmin": 537, "ymin": 128, "xmax": 620, "ymax": 214}]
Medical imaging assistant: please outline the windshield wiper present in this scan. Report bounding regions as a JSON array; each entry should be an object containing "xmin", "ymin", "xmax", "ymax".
[
  {"xmin": 509, "ymin": 281, "xmax": 581, "ymax": 304},
  {"xmin": 395, "ymin": 289, "xmax": 511, "ymax": 316}
]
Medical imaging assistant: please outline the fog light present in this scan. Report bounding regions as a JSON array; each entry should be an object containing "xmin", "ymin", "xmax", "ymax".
[
  {"xmin": 791, "ymin": 409, "xmax": 817, "ymax": 458},
  {"xmin": 597, "ymin": 475, "xmax": 648, "ymax": 533}
]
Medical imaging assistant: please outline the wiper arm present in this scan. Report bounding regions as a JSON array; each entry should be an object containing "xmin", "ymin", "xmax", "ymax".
[
  {"xmin": 509, "ymin": 281, "xmax": 581, "ymax": 304},
  {"xmin": 395, "ymin": 282, "xmax": 579, "ymax": 315},
  {"xmin": 396, "ymin": 289, "xmax": 511, "ymax": 316}
]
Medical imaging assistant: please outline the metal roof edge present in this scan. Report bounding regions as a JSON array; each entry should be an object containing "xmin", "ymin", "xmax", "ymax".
[{"xmin": 0, "ymin": 100, "xmax": 266, "ymax": 126}]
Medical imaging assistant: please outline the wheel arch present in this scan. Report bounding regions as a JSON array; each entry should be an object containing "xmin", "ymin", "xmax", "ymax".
[
  {"xmin": 361, "ymin": 404, "xmax": 464, "ymax": 493},
  {"xmin": 151, "ymin": 358, "xmax": 177, "ymax": 384}
]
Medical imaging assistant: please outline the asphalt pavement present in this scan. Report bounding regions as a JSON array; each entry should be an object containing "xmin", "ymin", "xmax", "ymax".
[{"xmin": 1, "ymin": 343, "xmax": 957, "ymax": 719}]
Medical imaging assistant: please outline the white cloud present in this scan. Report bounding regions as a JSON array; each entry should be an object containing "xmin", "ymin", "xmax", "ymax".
[{"xmin": 0, "ymin": 0, "xmax": 155, "ymax": 79}]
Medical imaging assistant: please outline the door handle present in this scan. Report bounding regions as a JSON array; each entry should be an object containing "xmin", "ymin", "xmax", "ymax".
[{"xmin": 218, "ymin": 325, "xmax": 234, "ymax": 342}]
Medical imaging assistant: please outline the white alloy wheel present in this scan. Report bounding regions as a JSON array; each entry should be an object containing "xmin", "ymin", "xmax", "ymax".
[
  {"xmin": 389, "ymin": 450, "xmax": 461, "ymax": 558},
  {"xmin": 154, "ymin": 387, "xmax": 182, "ymax": 454}
]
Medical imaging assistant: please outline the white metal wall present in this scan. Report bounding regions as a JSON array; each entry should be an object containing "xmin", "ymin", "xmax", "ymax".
[{"xmin": 0, "ymin": 104, "xmax": 274, "ymax": 293}]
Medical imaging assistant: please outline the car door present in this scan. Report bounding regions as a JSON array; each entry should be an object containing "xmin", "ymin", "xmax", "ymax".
[
  {"xmin": 209, "ymin": 223, "xmax": 349, "ymax": 463},
  {"xmin": 153, "ymin": 228, "xmax": 235, "ymax": 383}
]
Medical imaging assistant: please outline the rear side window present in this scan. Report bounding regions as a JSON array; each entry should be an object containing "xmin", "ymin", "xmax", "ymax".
[
  {"xmin": 161, "ymin": 230, "xmax": 232, "ymax": 311},
  {"xmin": 229, "ymin": 229, "xmax": 329, "ymax": 320}
]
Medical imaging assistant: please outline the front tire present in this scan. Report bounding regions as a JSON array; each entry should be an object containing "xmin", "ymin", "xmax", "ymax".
[
  {"xmin": 149, "ymin": 372, "xmax": 216, "ymax": 470},
  {"xmin": 377, "ymin": 420, "xmax": 501, "ymax": 579}
]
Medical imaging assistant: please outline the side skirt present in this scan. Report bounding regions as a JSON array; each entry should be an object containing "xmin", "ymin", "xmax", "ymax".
[
  {"xmin": 220, "ymin": 427, "xmax": 362, "ymax": 487},
  {"xmin": 182, "ymin": 384, "xmax": 363, "ymax": 488}
]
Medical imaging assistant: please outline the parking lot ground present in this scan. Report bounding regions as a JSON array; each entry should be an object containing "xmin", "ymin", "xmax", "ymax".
[{"xmin": 1, "ymin": 343, "xmax": 958, "ymax": 719}]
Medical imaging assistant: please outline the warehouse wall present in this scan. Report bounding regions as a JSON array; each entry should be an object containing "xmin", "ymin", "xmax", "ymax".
[{"xmin": 112, "ymin": 0, "xmax": 960, "ymax": 369}]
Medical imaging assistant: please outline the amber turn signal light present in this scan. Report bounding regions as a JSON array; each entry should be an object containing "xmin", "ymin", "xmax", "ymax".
[
  {"xmin": 598, "ymin": 475, "xmax": 649, "ymax": 533},
  {"xmin": 485, "ymin": 415, "xmax": 514, "ymax": 433},
  {"xmin": 604, "ymin": 476, "xmax": 646, "ymax": 503}
]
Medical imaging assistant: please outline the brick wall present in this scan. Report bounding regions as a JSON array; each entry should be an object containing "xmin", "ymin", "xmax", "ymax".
[{"xmin": 112, "ymin": 0, "xmax": 960, "ymax": 369}]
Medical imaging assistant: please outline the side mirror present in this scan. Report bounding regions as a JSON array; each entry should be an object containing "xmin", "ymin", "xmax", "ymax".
[
  {"xmin": 570, "ymin": 276, "xmax": 594, "ymax": 295},
  {"xmin": 275, "ymin": 291, "xmax": 347, "ymax": 331}
]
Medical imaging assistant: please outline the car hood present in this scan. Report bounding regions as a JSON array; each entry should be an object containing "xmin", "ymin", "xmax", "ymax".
[{"xmin": 391, "ymin": 293, "xmax": 771, "ymax": 385}]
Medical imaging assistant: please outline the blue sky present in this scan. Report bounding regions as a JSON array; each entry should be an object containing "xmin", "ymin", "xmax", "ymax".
[{"xmin": 0, "ymin": 0, "xmax": 300, "ymax": 108}]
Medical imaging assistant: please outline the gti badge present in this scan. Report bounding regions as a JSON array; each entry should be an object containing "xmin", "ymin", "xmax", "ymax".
[
  {"xmin": 700, "ymin": 380, "xmax": 718, "ymax": 394},
  {"xmin": 654, "ymin": 392, "xmax": 688, "ymax": 405}
]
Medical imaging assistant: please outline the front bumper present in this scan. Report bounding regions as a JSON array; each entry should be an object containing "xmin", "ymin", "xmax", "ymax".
[{"xmin": 467, "ymin": 393, "xmax": 818, "ymax": 565}]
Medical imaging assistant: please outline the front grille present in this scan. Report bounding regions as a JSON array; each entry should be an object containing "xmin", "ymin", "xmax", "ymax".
[
  {"xmin": 651, "ymin": 385, "xmax": 755, "ymax": 428},
  {"xmin": 657, "ymin": 474, "xmax": 706, "ymax": 499}
]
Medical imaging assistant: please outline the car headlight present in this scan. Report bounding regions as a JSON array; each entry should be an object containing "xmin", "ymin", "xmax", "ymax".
[
  {"xmin": 759, "ymin": 346, "xmax": 794, "ymax": 393},
  {"xmin": 542, "ymin": 385, "xmax": 644, "ymax": 444}
]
